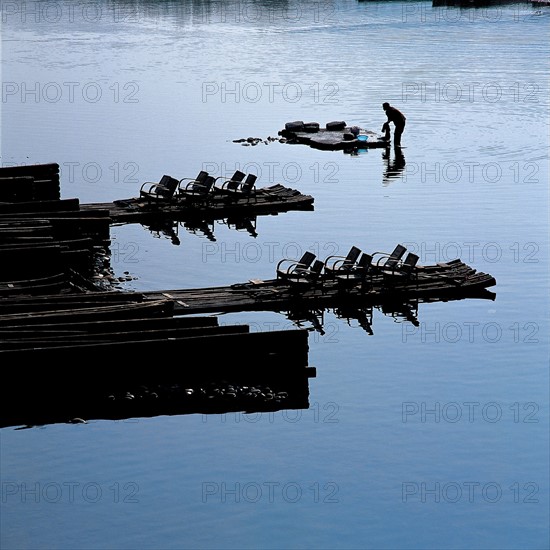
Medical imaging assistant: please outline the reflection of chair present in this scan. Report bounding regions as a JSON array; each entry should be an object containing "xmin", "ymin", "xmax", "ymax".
[
  {"xmin": 223, "ymin": 216, "xmax": 257, "ymax": 237},
  {"xmin": 146, "ymin": 219, "xmax": 180, "ymax": 245},
  {"xmin": 335, "ymin": 252, "xmax": 373, "ymax": 291},
  {"xmin": 372, "ymin": 244, "xmax": 407, "ymax": 270},
  {"xmin": 382, "ymin": 252, "xmax": 419, "ymax": 284},
  {"xmin": 324, "ymin": 246, "xmax": 362, "ymax": 278},
  {"xmin": 334, "ymin": 305, "xmax": 374, "ymax": 335},
  {"xmin": 276, "ymin": 251, "xmax": 316, "ymax": 280},
  {"xmin": 286, "ymin": 307, "xmax": 325, "ymax": 335},
  {"xmin": 140, "ymin": 175, "xmax": 180, "ymax": 203},
  {"xmin": 181, "ymin": 219, "xmax": 215, "ymax": 241},
  {"xmin": 379, "ymin": 300, "xmax": 419, "ymax": 326}
]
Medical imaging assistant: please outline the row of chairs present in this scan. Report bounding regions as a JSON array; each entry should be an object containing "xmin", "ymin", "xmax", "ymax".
[
  {"xmin": 139, "ymin": 170, "xmax": 258, "ymax": 205},
  {"xmin": 276, "ymin": 244, "xmax": 420, "ymax": 292}
]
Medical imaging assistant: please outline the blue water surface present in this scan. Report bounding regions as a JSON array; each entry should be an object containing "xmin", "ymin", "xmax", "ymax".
[{"xmin": 1, "ymin": 1, "xmax": 548, "ymax": 549}]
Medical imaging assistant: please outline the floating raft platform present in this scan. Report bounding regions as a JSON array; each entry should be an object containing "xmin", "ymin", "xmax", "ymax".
[
  {"xmin": 279, "ymin": 120, "xmax": 389, "ymax": 151},
  {"xmin": 0, "ymin": 291, "xmax": 315, "ymax": 428},
  {"xmin": 141, "ymin": 259, "xmax": 497, "ymax": 316},
  {"xmin": 85, "ymin": 183, "xmax": 314, "ymax": 224}
]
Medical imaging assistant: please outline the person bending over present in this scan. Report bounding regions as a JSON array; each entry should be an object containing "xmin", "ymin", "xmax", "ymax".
[{"xmin": 382, "ymin": 102, "xmax": 406, "ymax": 147}]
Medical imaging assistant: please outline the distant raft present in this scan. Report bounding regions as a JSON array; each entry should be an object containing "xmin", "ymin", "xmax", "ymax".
[{"xmin": 278, "ymin": 120, "xmax": 389, "ymax": 150}]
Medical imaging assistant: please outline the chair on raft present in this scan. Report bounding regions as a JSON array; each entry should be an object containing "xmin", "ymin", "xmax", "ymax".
[
  {"xmin": 178, "ymin": 170, "xmax": 210, "ymax": 189},
  {"xmin": 139, "ymin": 175, "xmax": 180, "ymax": 204},
  {"xmin": 323, "ymin": 245, "xmax": 362, "ymax": 279},
  {"xmin": 371, "ymin": 244, "xmax": 407, "ymax": 271},
  {"xmin": 335, "ymin": 252, "xmax": 374, "ymax": 292},
  {"xmin": 177, "ymin": 174, "xmax": 216, "ymax": 204},
  {"xmin": 381, "ymin": 252, "xmax": 420, "ymax": 285},
  {"xmin": 284, "ymin": 259, "xmax": 326, "ymax": 295},
  {"xmin": 215, "ymin": 170, "xmax": 247, "ymax": 193},
  {"xmin": 222, "ymin": 173, "xmax": 258, "ymax": 202},
  {"xmin": 276, "ymin": 251, "xmax": 317, "ymax": 280}
]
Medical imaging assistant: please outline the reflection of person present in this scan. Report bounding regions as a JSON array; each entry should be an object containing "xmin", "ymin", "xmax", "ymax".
[
  {"xmin": 382, "ymin": 146, "xmax": 406, "ymax": 185},
  {"xmin": 382, "ymin": 102, "xmax": 406, "ymax": 147}
]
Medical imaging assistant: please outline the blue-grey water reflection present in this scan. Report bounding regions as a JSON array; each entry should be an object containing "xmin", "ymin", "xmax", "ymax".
[{"xmin": 1, "ymin": 1, "xmax": 549, "ymax": 549}]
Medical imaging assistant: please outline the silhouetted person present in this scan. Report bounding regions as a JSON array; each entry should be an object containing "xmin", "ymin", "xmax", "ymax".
[{"xmin": 382, "ymin": 102, "xmax": 406, "ymax": 147}]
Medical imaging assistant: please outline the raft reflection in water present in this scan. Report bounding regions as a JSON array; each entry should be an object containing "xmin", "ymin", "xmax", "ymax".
[
  {"xmin": 0, "ymin": 319, "xmax": 315, "ymax": 429},
  {"xmin": 282, "ymin": 291, "xmax": 496, "ymax": 336},
  {"xmin": 143, "ymin": 214, "xmax": 259, "ymax": 244}
]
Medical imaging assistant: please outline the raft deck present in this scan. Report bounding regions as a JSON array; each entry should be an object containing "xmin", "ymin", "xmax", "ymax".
[
  {"xmin": 82, "ymin": 183, "xmax": 314, "ymax": 224},
  {"xmin": 279, "ymin": 121, "xmax": 389, "ymax": 151},
  {"xmin": 141, "ymin": 259, "xmax": 497, "ymax": 316}
]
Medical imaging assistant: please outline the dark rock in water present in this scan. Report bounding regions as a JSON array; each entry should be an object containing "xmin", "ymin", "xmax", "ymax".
[
  {"xmin": 285, "ymin": 120, "xmax": 305, "ymax": 131},
  {"xmin": 303, "ymin": 122, "xmax": 320, "ymax": 133},
  {"xmin": 326, "ymin": 120, "xmax": 346, "ymax": 131},
  {"xmin": 343, "ymin": 132, "xmax": 355, "ymax": 141}
]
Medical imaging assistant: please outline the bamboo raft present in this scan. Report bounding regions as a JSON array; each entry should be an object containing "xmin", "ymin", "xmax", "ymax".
[
  {"xmin": 0, "ymin": 162, "xmax": 60, "ymax": 201},
  {"xmin": 0, "ymin": 164, "xmax": 499, "ymax": 429},
  {"xmin": 0, "ymin": 305, "xmax": 314, "ymax": 428},
  {"xmin": 85, "ymin": 183, "xmax": 314, "ymax": 224},
  {"xmin": 279, "ymin": 120, "xmax": 389, "ymax": 151},
  {"xmin": 140, "ymin": 258, "xmax": 497, "ymax": 316}
]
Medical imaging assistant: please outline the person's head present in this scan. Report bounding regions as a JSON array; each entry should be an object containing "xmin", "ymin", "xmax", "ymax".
[{"xmin": 382, "ymin": 102, "xmax": 390, "ymax": 111}]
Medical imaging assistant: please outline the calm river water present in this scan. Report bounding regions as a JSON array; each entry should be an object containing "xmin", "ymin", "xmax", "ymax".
[{"xmin": 1, "ymin": 1, "xmax": 549, "ymax": 549}]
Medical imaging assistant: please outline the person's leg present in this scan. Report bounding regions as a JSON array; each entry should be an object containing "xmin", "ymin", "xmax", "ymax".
[{"xmin": 394, "ymin": 122, "xmax": 404, "ymax": 146}]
